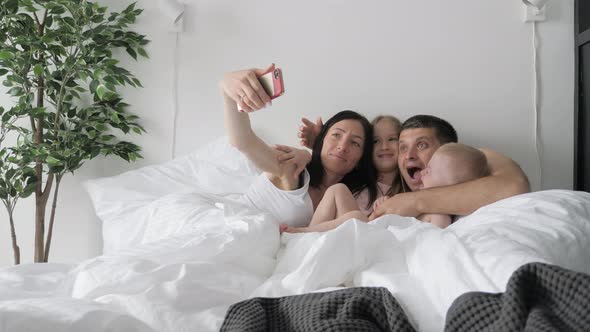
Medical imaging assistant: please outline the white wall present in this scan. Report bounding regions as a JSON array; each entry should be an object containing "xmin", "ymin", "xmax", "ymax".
[{"xmin": 0, "ymin": 0, "xmax": 575, "ymax": 267}]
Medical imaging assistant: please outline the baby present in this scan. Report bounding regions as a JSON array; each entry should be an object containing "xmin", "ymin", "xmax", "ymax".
[{"xmin": 283, "ymin": 143, "xmax": 490, "ymax": 232}]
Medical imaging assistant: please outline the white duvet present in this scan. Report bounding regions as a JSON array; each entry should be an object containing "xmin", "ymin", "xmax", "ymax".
[{"xmin": 1, "ymin": 139, "xmax": 589, "ymax": 332}]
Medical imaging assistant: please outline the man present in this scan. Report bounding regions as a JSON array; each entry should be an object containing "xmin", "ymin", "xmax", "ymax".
[
  {"xmin": 370, "ymin": 114, "xmax": 530, "ymax": 218},
  {"xmin": 298, "ymin": 114, "xmax": 530, "ymax": 219}
]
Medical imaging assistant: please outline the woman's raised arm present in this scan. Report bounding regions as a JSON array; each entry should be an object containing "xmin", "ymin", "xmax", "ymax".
[{"xmin": 219, "ymin": 64, "xmax": 284, "ymax": 174}]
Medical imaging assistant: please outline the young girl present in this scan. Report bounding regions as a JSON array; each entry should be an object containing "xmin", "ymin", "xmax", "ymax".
[{"xmin": 279, "ymin": 115, "xmax": 404, "ymax": 232}]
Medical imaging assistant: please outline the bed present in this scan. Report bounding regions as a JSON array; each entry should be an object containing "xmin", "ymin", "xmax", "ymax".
[{"xmin": 1, "ymin": 137, "xmax": 589, "ymax": 332}]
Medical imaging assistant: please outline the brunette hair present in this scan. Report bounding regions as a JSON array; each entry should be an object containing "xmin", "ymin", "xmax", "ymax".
[{"xmin": 307, "ymin": 110, "xmax": 377, "ymax": 200}]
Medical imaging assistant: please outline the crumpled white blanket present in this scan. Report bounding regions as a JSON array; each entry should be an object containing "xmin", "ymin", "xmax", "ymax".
[{"xmin": 1, "ymin": 188, "xmax": 590, "ymax": 332}]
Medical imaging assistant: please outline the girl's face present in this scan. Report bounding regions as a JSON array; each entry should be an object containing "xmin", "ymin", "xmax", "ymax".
[
  {"xmin": 372, "ymin": 119, "xmax": 400, "ymax": 173},
  {"xmin": 320, "ymin": 119, "xmax": 365, "ymax": 177}
]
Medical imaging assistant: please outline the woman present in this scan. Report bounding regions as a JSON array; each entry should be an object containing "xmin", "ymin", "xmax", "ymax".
[
  {"xmin": 297, "ymin": 115, "xmax": 404, "ymax": 212},
  {"xmin": 220, "ymin": 64, "xmax": 377, "ymax": 227}
]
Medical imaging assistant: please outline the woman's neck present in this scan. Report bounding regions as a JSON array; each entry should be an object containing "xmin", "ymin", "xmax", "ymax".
[{"xmin": 322, "ymin": 170, "xmax": 344, "ymax": 188}]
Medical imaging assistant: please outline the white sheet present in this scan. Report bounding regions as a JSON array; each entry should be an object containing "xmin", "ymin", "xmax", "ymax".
[{"xmin": 2, "ymin": 188, "xmax": 590, "ymax": 332}]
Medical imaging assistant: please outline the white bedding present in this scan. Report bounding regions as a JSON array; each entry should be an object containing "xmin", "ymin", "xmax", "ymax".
[{"xmin": 1, "ymin": 138, "xmax": 589, "ymax": 332}]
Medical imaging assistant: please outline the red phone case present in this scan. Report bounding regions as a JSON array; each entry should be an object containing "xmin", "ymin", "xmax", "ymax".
[
  {"xmin": 258, "ymin": 68, "xmax": 284, "ymax": 99},
  {"xmin": 237, "ymin": 68, "xmax": 284, "ymax": 112}
]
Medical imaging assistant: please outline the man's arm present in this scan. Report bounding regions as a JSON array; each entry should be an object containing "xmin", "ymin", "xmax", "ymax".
[{"xmin": 370, "ymin": 148, "xmax": 530, "ymax": 218}]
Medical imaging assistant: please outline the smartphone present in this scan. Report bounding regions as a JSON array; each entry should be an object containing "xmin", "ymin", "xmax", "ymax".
[
  {"xmin": 258, "ymin": 68, "xmax": 284, "ymax": 99},
  {"xmin": 237, "ymin": 68, "xmax": 284, "ymax": 111}
]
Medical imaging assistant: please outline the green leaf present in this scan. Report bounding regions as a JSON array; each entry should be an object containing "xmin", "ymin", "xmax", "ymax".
[
  {"xmin": 0, "ymin": 69, "xmax": 8, "ymax": 76},
  {"xmin": 8, "ymin": 87, "xmax": 24, "ymax": 96},
  {"xmin": 63, "ymin": 17, "xmax": 76, "ymax": 27},
  {"xmin": 41, "ymin": 35, "xmax": 55, "ymax": 44},
  {"xmin": 93, "ymin": 69, "xmax": 104, "ymax": 80},
  {"xmin": 45, "ymin": 16, "xmax": 54, "ymax": 28},
  {"xmin": 105, "ymin": 82, "xmax": 116, "ymax": 92},
  {"xmin": 96, "ymin": 84, "xmax": 106, "ymax": 99},
  {"xmin": 31, "ymin": 107, "xmax": 46, "ymax": 117},
  {"xmin": 102, "ymin": 91, "xmax": 117, "ymax": 100},
  {"xmin": 89, "ymin": 79, "xmax": 99, "ymax": 93},
  {"xmin": 6, "ymin": 169, "xmax": 16, "ymax": 180},
  {"xmin": 123, "ymin": 2, "xmax": 137, "ymax": 14},
  {"xmin": 125, "ymin": 47, "xmax": 137, "ymax": 60},
  {"xmin": 137, "ymin": 47, "xmax": 148, "ymax": 58},
  {"xmin": 85, "ymin": 5, "xmax": 93, "ymax": 17},
  {"xmin": 33, "ymin": 64, "xmax": 44, "ymax": 76},
  {"xmin": 0, "ymin": 51, "xmax": 15, "ymax": 60},
  {"xmin": 70, "ymin": 90, "xmax": 80, "ymax": 99},
  {"xmin": 46, "ymin": 156, "xmax": 60, "ymax": 166},
  {"xmin": 50, "ymin": 5, "xmax": 66, "ymax": 15},
  {"xmin": 111, "ymin": 112, "xmax": 121, "ymax": 124},
  {"xmin": 6, "ymin": 0, "xmax": 19, "ymax": 14}
]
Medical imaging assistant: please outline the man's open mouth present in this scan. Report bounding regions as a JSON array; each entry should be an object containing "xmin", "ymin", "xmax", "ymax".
[{"xmin": 407, "ymin": 167, "xmax": 422, "ymax": 179}]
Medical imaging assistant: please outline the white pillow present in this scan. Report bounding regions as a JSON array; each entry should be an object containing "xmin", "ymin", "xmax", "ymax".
[
  {"xmin": 84, "ymin": 137, "xmax": 261, "ymax": 253},
  {"xmin": 404, "ymin": 189, "xmax": 590, "ymax": 318},
  {"xmin": 451, "ymin": 189, "xmax": 590, "ymax": 283}
]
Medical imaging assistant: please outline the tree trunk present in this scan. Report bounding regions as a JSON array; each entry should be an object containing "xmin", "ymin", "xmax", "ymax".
[
  {"xmin": 44, "ymin": 175, "xmax": 61, "ymax": 262},
  {"xmin": 8, "ymin": 208, "xmax": 20, "ymax": 265},
  {"xmin": 34, "ymin": 189, "xmax": 46, "ymax": 263},
  {"xmin": 33, "ymin": 9, "xmax": 48, "ymax": 263}
]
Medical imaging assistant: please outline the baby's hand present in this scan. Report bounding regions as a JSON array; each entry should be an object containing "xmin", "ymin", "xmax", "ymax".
[
  {"xmin": 274, "ymin": 145, "xmax": 311, "ymax": 180},
  {"xmin": 372, "ymin": 196, "xmax": 388, "ymax": 212},
  {"xmin": 279, "ymin": 223, "xmax": 289, "ymax": 234},
  {"xmin": 279, "ymin": 223, "xmax": 307, "ymax": 233}
]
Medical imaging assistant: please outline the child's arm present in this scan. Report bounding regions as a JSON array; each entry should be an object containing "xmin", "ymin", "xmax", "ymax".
[
  {"xmin": 283, "ymin": 210, "xmax": 367, "ymax": 233},
  {"xmin": 419, "ymin": 213, "xmax": 452, "ymax": 228}
]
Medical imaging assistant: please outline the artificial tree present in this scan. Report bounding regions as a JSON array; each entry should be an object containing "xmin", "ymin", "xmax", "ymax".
[{"xmin": 0, "ymin": 0, "xmax": 149, "ymax": 263}]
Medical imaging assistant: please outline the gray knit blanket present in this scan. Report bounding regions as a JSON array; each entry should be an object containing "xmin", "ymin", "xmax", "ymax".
[
  {"xmin": 221, "ymin": 262, "xmax": 590, "ymax": 332},
  {"xmin": 220, "ymin": 287, "xmax": 415, "ymax": 332},
  {"xmin": 445, "ymin": 262, "xmax": 590, "ymax": 332}
]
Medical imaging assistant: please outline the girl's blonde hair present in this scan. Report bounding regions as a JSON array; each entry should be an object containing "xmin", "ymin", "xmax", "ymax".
[
  {"xmin": 371, "ymin": 115, "xmax": 405, "ymax": 197},
  {"xmin": 371, "ymin": 115, "xmax": 402, "ymax": 130}
]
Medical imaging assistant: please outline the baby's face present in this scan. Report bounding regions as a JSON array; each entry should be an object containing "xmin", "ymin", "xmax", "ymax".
[{"xmin": 419, "ymin": 151, "xmax": 454, "ymax": 189}]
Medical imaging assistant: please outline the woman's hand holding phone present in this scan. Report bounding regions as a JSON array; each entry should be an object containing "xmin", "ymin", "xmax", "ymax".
[
  {"xmin": 219, "ymin": 63, "xmax": 284, "ymax": 113},
  {"xmin": 220, "ymin": 64, "xmax": 272, "ymax": 113}
]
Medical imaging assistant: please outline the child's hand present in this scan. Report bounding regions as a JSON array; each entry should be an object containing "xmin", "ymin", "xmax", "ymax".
[
  {"xmin": 279, "ymin": 223, "xmax": 304, "ymax": 233},
  {"xmin": 279, "ymin": 223, "xmax": 289, "ymax": 233},
  {"xmin": 372, "ymin": 196, "xmax": 388, "ymax": 212},
  {"xmin": 274, "ymin": 145, "xmax": 311, "ymax": 180},
  {"xmin": 297, "ymin": 117, "xmax": 322, "ymax": 149}
]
